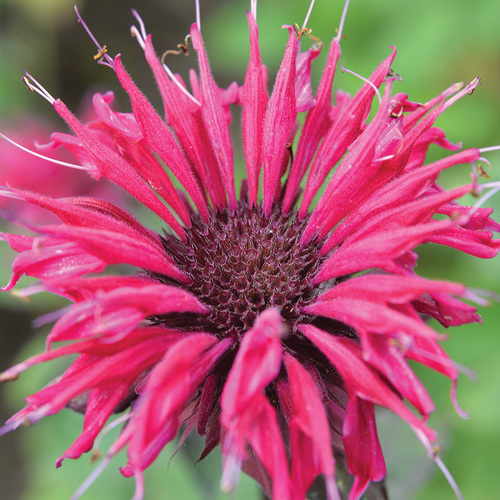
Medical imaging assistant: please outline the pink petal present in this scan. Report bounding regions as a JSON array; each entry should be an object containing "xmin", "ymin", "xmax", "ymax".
[
  {"xmin": 283, "ymin": 38, "xmax": 341, "ymax": 213},
  {"xmin": 53, "ymin": 99, "xmax": 185, "ymax": 238},
  {"xmin": 1, "ymin": 233, "xmax": 107, "ymax": 291},
  {"xmin": 40, "ymin": 224, "xmax": 187, "ymax": 281},
  {"xmin": 343, "ymin": 397, "xmax": 386, "ymax": 500},
  {"xmin": 114, "ymin": 56, "xmax": 209, "ymax": 220},
  {"xmin": 191, "ymin": 23, "xmax": 236, "ymax": 209},
  {"xmin": 241, "ymin": 11, "xmax": 269, "ymax": 206},
  {"xmin": 261, "ymin": 26, "xmax": 298, "ymax": 216},
  {"xmin": 284, "ymin": 353, "xmax": 339, "ymax": 500},
  {"xmin": 48, "ymin": 284, "xmax": 207, "ymax": 344},
  {"xmin": 299, "ymin": 324, "xmax": 437, "ymax": 443}
]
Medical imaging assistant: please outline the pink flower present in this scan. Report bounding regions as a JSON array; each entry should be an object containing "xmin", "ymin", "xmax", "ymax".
[
  {"xmin": 1, "ymin": 2, "xmax": 499, "ymax": 499},
  {"xmin": 0, "ymin": 100, "xmax": 129, "ymax": 225}
]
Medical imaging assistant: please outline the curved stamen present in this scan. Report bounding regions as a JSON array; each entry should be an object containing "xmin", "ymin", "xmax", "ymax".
[
  {"xmin": 93, "ymin": 412, "xmax": 132, "ymax": 452},
  {"xmin": 74, "ymin": 6, "xmax": 115, "ymax": 69},
  {"xmin": 131, "ymin": 9, "xmax": 147, "ymax": 42},
  {"xmin": 336, "ymin": 0, "xmax": 351, "ymax": 41},
  {"xmin": 0, "ymin": 132, "xmax": 90, "ymax": 171},
  {"xmin": 433, "ymin": 454, "xmax": 465, "ymax": 500},
  {"xmin": 128, "ymin": 10, "xmax": 201, "ymax": 108},
  {"xmin": 340, "ymin": 63, "xmax": 383, "ymax": 104},
  {"xmin": 473, "ymin": 157, "xmax": 492, "ymax": 178},
  {"xmin": 130, "ymin": 25, "xmax": 146, "ymax": 50}
]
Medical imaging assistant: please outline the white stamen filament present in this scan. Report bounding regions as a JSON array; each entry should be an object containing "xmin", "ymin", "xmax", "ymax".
[
  {"xmin": 468, "ymin": 286, "xmax": 500, "ymax": 304},
  {"xmin": 69, "ymin": 456, "xmax": 112, "ymax": 500},
  {"xmin": 130, "ymin": 26, "xmax": 146, "ymax": 50},
  {"xmin": 479, "ymin": 145, "xmax": 500, "ymax": 154},
  {"xmin": 74, "ymin": 6, "xmax": 115, "ymax": 69},
  {"xmin": 22, "ymin": 73, "xmax": 55, "ymax": 104},
  {"xmin": 32, "ymin": 306, "xmax": 71, "ymax": 329},
  {"xmin": 127, "ymin": 8, "xmax": 201, "ymax": 108},
  {"xmin": 131, "ymin": 470, "xmax": 145, "ymax": 500},
  {"xmin": 414, "ymin": 429, "xmax": 464, "ymax": 500},
  {"xmin": 195, "ymin": 0, "xmax": 201, "ymax": 31},
  {"xmin": 161, "ymin": 64, "xmax": 202, "ymax": 107},
  {"xmin": 131, "ymin": 9, "xmax": 147, "ymax": 42},
  {"xmin": 250, "ymin": 0, "xmax": 257, "ymax": 20},
  {"xmin": 340, "ymin": 63, "xmax": 382, "ymax": 104},
  {"xmin": 0, "ymin": 132, "xmax": 90, "ymax": 171},
  {"xmin": 336, "ymin": 0, "xmax": 351, "ymax": 41},
  {"xmin": 10, "ymin": 284, "xmax": 47, "ymax": 299},
  {"xmin": 472, "ymin": 184, "xmax": 500, "ymax": 209},
  {"xmin": 220, "ymin": 450, "xmax": 242, "ymax": 493},
  {"xmin": 302, "ymin": 0, "xmax": 316, "ymax": 31},
  {"xmin": 94, "ymin": 412, "xmax": 132, "ymax": 451}
]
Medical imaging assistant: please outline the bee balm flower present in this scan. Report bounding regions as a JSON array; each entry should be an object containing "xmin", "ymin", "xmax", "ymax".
[{"xmin": 1, "ymin": 1, "xmax": 499, "ymax": 499}]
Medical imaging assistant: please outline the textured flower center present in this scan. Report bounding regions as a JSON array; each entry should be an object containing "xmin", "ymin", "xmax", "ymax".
[{"xmin": 154, "ymin": 202, "xmax": 326, "ymax": 339}]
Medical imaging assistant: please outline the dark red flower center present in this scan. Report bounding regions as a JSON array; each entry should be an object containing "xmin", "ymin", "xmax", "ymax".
[{"xmin": 153, "ymin": 202, "xmax": 328, "ymax": 340}]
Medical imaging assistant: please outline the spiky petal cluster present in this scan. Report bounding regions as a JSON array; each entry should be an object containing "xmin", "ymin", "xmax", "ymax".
[{"xmin": 1, "ymin": 3, "xmax": 499, "ymax": 500}]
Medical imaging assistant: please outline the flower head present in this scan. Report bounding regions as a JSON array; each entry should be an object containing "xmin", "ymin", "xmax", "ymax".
[{"xmin": 1, "ymin": 1, "xmax": 499, "ymax": 500}]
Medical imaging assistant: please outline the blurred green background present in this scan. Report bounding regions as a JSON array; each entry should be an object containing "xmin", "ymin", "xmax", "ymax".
[{"xmin": 0, "ymin": 0, "xmax": 499, "ymax": 499}]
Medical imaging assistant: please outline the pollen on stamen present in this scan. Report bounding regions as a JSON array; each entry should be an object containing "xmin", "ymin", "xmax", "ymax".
[{"xmin": 74, "ymin": 6, "xmax": 115, "ymax": 69}]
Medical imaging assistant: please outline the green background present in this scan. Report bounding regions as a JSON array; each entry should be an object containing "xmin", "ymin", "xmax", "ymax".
[{"xmin": 0, "ymin": 0, "xmax": 499, "ymax": 499}]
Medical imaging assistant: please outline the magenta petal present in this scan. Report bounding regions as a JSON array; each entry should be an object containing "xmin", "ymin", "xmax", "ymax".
[
  {"xmin": 191, "ymin": 23, "xmax": 236, "ymax": 209},
  {"xmin": 283, "ymin": 38, "xmax": 341, "ymax": 213},
  {"xmin": 111, "ymin": 334, "xmax": 228, "ymax": 473},
  {"xmin": 40, "ymin": 224, "xmax": 187, "ymax": 281},
  {"xmin": 284, "ymin": 353, "xmax": 339, "ymax": 500},
  {"xmin": 261, "ymin": 26, "xmax": 298, "ymax": 216},
  {"xmin": 142, "ymin": 36, "xmax": 227, "ymax": 209},
  {"xmin": 299, "ymin": 48, "xmax": 397, "ymax": 218},
  {"xmin": 300, "ymin": 324, "xmax": 437, "ymax": 443},
  {"xmin": 343, "ymin": 397, "xmax": 386, "ymax": 500},
  {"xmin": 114, "ymin": 56, "xmax": 209, "ymax": 220},
  {"xmin": 53, "ymin": 99, "xmax": 185, "ymax": 238},
  {"xmin": 221, "ymin": 309, "xmax": 289, "ymax": 498},
  {"xmin": 1, "ymin": 233, "xmax": 107, "ymax": 290},
  {"xmin": 314, "ymin": 219, "xmax": 453, "ymax": 282},
  {"xmin": 58, "ymin": 386, "xmax": 129, "ymax": 464},
  {"xmin": 48, "ymin": 284, "xmax": 207, "ymax": 344},
  {"xmin": 241, "ymin": 12, "xmax": 268, "ymax": 206}
]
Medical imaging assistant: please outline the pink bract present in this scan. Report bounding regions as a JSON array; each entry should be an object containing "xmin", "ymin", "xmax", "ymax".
[{"xmin": 1, "ymin": 2, "xmax": 499, "ymax": 500}]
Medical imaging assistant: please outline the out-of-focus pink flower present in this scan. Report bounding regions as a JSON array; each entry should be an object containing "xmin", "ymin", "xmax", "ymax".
[
  {"xmin": 0, "ymin": 100, "xmax": 128, "ymax": 224},
  {"xmin": 1, "ymin": 2, "xmax": 499, "ymax": 500}
]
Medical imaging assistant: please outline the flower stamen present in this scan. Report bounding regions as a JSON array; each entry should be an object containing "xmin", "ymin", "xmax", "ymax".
[
  {"xmin": 22, "ymin": 72, "xmax": 55, "ymax": 104},
  {"xmin": 340, "ymin": 63, "xmax": 383, "ymax": 105},
  {"xmin": 301, "ymin": 0, "xmax": 316, "ymax": 31},
  {"xmin": 161, "ymin": 35, "xmax": 192, "ymax": 59},
  {"xmin": 74, "ymin": 6, "xmax": 115, "ymax": 69},
  {"xmin": 336, "ymin": 0, "xmax": 352, "ymax": 41},
  {"xmin": 0, "ymin": 132, "xmax": 90, "ymax": 171},
  {"xmin": 443, "ymin": 77, "xmax": 481, "ymax": 111}
]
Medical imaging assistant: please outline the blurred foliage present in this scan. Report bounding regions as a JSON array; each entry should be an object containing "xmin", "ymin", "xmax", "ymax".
[{"xmin": 0, "ymin": 0, "xmax": 499, "ymax": 499}]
